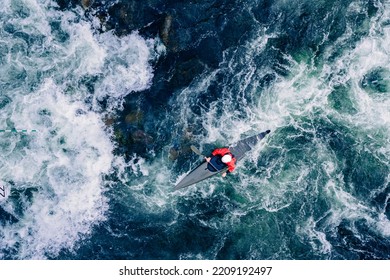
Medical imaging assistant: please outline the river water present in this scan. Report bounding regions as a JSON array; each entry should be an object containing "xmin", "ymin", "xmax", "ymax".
[{"xmin": 0, "ymin": 0, "xmax": 389, "ymax": 259}]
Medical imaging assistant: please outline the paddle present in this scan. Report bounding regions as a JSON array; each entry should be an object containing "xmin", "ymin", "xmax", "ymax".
[
  {"xmin": 190, "ymin": 145, "xmax": 219, "ymax": 172},
  {"xmin": 190, "ymin": 145, "xmax": 204, "ymax": 157}
]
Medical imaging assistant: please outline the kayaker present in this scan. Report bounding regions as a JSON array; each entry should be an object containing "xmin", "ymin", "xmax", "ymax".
[{"xmin": 205, "ymin": 147, "xmax": 236, "ymax": 177}]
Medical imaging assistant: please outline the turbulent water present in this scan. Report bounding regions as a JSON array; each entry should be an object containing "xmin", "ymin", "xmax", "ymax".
[{"xmin": 0, "ymin": 0, "xmax": 389, "ymax": 260}]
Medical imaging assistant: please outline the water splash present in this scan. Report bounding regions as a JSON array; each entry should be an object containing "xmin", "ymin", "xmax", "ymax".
[{"xmin": 0, "ymin": 0, "xmax": 160, "ymax": 259}]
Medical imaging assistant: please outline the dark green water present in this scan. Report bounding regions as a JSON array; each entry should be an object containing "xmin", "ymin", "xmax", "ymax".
[{"xmin": 0, "ymin": 0, "xmax": 389, "ymax": 260}]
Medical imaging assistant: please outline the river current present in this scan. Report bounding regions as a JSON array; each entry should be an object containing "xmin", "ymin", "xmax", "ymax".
[{"xmin": 0, "ymin": 0, "xmax": 389, "ymax": 260}]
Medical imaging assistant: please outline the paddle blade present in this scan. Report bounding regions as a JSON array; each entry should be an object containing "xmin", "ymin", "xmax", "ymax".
[{"xmin": 190, "ymin": 145, "xmax": 203, "ymax": 156}]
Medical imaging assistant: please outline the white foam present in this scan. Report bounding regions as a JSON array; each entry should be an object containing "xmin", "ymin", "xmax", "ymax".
[
  {"xmin": 297, "ymin": 217, "xmax": 332, "ymax": 254},
  {"xmin": 111, "ymin": 154, "xmax": 174, "ymax": 213},
  {"xmin": 94, "ymin": 32, "xmax": 163, "ymax": 102},
  {"xmin": 377, "ymin": 213, "xmax": 390, "ymax": 237},
  {"xmin": 0, "ymin": 0, "xmax": 160, "ymax": 259},
  {"xmin": 323, "ymin": 3, "xmax": 390, "ymax": 132},
  {"xmin": 1, "ymin": 80, "xmax": 115, "ymax": 259}
]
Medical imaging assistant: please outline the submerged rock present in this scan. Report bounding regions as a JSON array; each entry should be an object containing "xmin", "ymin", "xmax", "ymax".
[
  {"xmin": 160, "ymin": 14, "xmax": 173, "ymax": 48},
  {"xmin": 125, "ymin": 111, "xmax": 144, "ymax": 126},
  {"xmin": 168, "ymin": 127, "xmax": 195, "ymax": 161},
  {"xmin": 103, "ymin": 117, "xmax": 115, "ymax": 126},
  {"xmin": 131, "ymin": 130, "xmax": 153, "ymax": 145},
  {"xmin": 168, "ymin": 147, "xmax": 179, "ymax": 161},
  {"xmin": 81, "ymin": 0, "xmax": 94, "ymax": 9},
  {"xmin": 170, "ymin": 58, "xmax": 205, "ymax": 88}
]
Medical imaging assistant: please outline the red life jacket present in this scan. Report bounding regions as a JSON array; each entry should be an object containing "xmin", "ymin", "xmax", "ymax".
[{"xmin": 211, "ymin": 147, "xmax": 236, "ymax": 172}]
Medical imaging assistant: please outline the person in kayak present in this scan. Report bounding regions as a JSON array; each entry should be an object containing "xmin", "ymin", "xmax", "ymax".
[{"xmin": 205, "ymin": 148, "xmax": 236, "ymax": 177}]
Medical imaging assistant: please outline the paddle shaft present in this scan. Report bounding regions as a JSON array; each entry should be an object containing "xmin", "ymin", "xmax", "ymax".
[{"xmin": 190, "ymin": 145, "xmax": 220, "ymax": 172}]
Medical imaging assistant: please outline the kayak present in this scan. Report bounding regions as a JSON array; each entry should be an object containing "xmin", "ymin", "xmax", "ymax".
[{"xmin": 174, "ymin": 130, "xmax": 271, "ymax": 190}]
